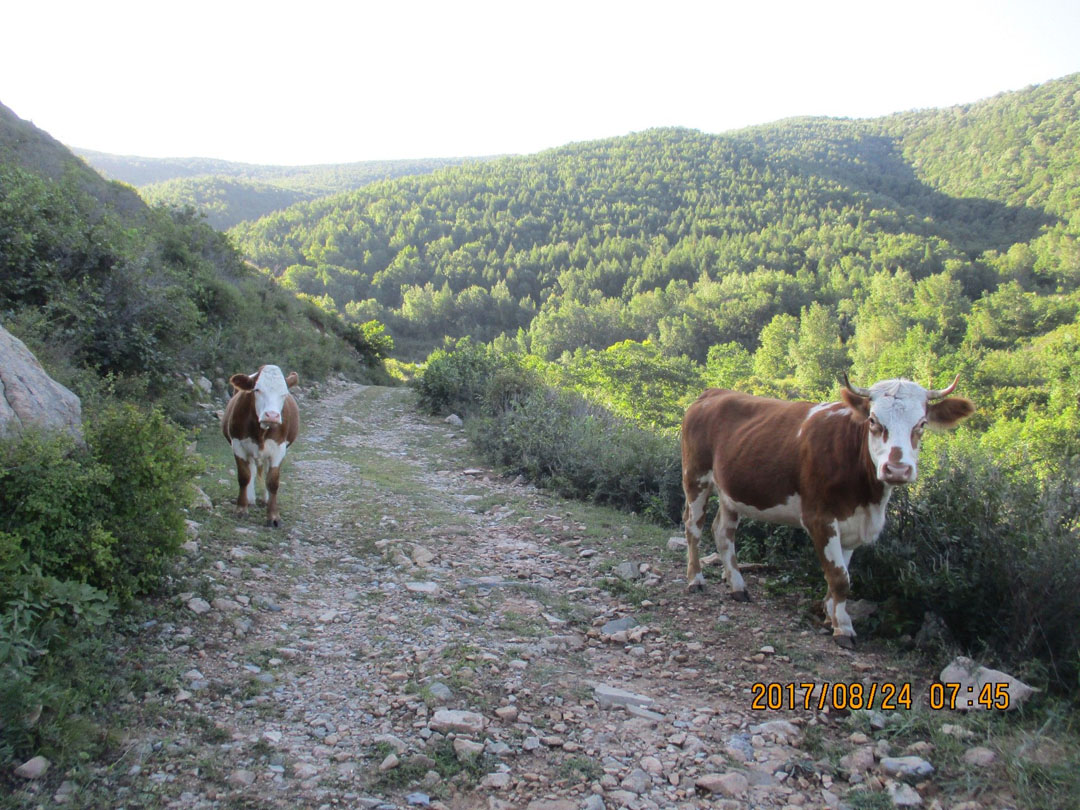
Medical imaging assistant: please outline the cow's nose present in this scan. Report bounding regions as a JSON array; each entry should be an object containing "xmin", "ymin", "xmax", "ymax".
[
  {"xmin": 882, "ymin": 462, "xmax": 914, "ymax": 484},
  {"xmin": 262, "ymin": 411, "xmax": 281, "ymax": 425}
]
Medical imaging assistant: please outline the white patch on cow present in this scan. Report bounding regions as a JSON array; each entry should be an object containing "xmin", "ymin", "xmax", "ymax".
[
  {"xmin": 837, "ymin": 495, "xmax": 893, "ymax": 548},
  {"xmin": 720, "ymin": 491, "xmax": 803, "ymax": 527},
  {"xmin": 823, "ymin": 521, "xmax": 846, "ymax": 570},
  {"xmin": 724, "ymin": 546, "xmax": 745, "ymax": 592},
  {"xmin": 797, "ymin": 401, "xmax": 849, "ymax": 437},
  {"xmin": 263, "ymin": 438, "xmax": 289, "ymax": 468},
  {"xmin": 712, "ymin": 509, "xmax": 746, "ymax": 592},
  {"xmin": 833, "ymin": 600, "xmax": 855, "ymax": 637},
  {"xmin": 697, "ymin": 471, "xmax": 713, "ymax": 485},
  {"xmin": 822, "ymin": 520, "xmax": 855, "ymax": 637},
  {"xmin": 692, "ymin": 572, "xmax": 706, "ymax": 589},
  {"xmin": 252, "ymin": 365, "xmax": 290, "ymax": 427},
  {"xmin": 687, "ymin": 488, "xmax": 710, "ymax": 539}
]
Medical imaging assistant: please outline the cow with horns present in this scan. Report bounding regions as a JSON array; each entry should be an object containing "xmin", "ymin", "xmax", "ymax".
[
  {"xmin": 680, "ymin": 375, "xmax": 974, "ymax": 647},
  {"xmin": 222, "ymin": 365, "xmax": 300, "ymax": 528}
]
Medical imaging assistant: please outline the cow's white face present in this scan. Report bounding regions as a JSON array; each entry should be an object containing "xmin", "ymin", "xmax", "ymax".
[
  {"xmin": 251, "ymin": 365, "xmax": 290, "ymax": 428},
  {"xmin": 862, "ymin": 380, "xmax": 930, "ymax": 485},
  {"xmin": 840, "ymin": 377, "xmax": 975, "ymax": 486}
]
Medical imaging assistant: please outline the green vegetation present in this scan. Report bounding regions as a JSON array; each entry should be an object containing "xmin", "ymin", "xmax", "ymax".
[{"xmin": 2, "ymin": 100, "xmax": 393, "ymax": 412}]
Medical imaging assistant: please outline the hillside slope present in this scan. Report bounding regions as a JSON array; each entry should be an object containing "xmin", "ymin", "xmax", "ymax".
[{"xmin": 0, "ymin": 101, "xmax": 386, "ymax": 410}]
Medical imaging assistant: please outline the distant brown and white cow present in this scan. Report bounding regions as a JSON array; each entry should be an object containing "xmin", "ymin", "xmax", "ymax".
[
  {"xmin": 222, "ymin": 365, "xmax": 299, "ymax": 528},
  {"xmin": 680, "ymin": 375, "xmax": 974, "ymax": 647}
]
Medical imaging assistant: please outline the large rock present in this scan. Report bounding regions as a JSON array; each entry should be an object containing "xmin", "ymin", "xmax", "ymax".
[
  {"xmin": 0, "ymin": 326, "xmax": 82, "ymax": 439},
  {"xmin": 939, "ymin": 656, "xmax": 1036, "ymax": 710}
]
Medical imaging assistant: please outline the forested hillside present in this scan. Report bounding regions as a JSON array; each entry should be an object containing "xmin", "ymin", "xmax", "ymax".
[
  {"xmin": 229, "ymin": 75, "xmax": 1080, "ymax": 376},
  {"xmin": 76, "ymin": 149, "xmax": 484, "ymax": 229}
]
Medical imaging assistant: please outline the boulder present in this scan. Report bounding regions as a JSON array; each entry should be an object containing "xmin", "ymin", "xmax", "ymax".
[
  {"xmin": 0, "ymin": 325, "xmax": 82, "ymax": 439},
  {"xmin": 939, "ymin": 656, "xmax": 1036, "ymax": 710}
]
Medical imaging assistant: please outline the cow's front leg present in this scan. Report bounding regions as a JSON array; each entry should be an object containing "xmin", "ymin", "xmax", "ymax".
[
  {"xmin": 255, "ymin": 463, "xmax": 267, "ymax": 507},
  {"xmin": 682, "ymin": 481, "xmax": 711, "ymax": 591},
  {"xmin": 808, "ymin": 518, "xmax": 855, "ymax": 648},
  {"xmin": 265, "ymin": 465, "xmax": 282, "ymax": 528},
  {"xmin": 713, "ymin": 505, "xmax": 748, "ymax": 601},
  {"xmin": 233, "ymin": 455, "xmax": 253, "ymax": 516}
]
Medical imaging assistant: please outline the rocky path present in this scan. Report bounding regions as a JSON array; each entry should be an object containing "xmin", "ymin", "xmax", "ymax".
[{"xmin": 26, "ymin": 382, "xmax": 1005, "ymax": 810}]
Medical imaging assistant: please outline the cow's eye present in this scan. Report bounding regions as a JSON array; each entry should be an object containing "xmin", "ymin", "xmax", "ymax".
[{"xmin": 868, "ymin": 415, "xmax": 883, "ymax": 434}]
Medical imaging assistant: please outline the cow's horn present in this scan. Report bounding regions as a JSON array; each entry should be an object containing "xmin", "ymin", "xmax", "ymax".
[
  {"xmin": 926, "ymin": 374, "xmax": 960, "ymax": 400},
  {"xmin": 841, "ymin": 373, "xmax": 871, "ymax": 398}
]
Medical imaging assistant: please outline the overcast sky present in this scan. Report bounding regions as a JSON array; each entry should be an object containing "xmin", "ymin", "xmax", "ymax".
[{"xmin": 4, "ymin": 0, "xmax": 1079, "ymax": 166}]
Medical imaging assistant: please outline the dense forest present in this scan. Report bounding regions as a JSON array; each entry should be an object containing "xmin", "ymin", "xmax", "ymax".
[{"xmin": 76, "ymin": 148, "xmax": 485, "ymax": 229}]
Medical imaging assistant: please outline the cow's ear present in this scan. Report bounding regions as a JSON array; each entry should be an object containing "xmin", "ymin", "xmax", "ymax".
[
  {"xmin": 230, "ymin": 373, "xmax": 255, "ymax": 392},
  {"xmin": 285, "ymin": 372, "xmax": 299, "ymax": 389},
  {"xmin": 840, "ymin": 388, "xmax": 870, "ymax": 418},
  {"xmin": 928, "ymin": 397, "xmax": 975, "ymax": 428}
]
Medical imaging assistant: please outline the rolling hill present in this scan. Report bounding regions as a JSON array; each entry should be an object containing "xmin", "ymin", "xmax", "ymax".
[{"xmin": 75, "ymin": 148, "xmax": 488, "ymax": 229}]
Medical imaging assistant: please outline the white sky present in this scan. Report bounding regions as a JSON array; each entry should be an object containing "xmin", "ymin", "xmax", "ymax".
[{"xmin": 3, "ymin": 0, "xmax": 1079, "ymax": 166}]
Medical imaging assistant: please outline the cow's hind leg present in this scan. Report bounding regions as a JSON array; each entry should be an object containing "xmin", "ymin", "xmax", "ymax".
[
  {"xmin": 713, "ymin": 504, "xmax": 749, "ymax": 601},
  {"xmin": 683, "ymin": 478, "xmax": 711, "ymax": 592}
]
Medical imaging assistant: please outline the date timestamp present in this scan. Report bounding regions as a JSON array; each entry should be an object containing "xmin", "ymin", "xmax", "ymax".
[{"xmin": 750, "ymin": 681, "xmax": 912, "ymax": 711}]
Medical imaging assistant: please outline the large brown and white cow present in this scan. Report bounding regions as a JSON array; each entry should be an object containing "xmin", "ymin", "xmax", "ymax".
[
  {"xmin": 222, "ymin": 365, "xmax": 299, "ymax": 528},
  {"xmin": 680, "ymin": 375, "xmax": 974, "ymax": 647}
]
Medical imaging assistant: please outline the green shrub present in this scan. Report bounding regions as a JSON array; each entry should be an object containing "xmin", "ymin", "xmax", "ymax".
[
  {"xmin": 470, "ymin": 385, "xmax": 684, "ymax": 523},
  {"xmin": 86, "ymin": 403, "xmax": 199, "ymax": 601},
  {"xmin": 414, "ymin": 338, "xmax": 507, "ymax": 416},
  {"xmin": 0, "ymin": 407, "xmax": 196, "ymax": 604}
]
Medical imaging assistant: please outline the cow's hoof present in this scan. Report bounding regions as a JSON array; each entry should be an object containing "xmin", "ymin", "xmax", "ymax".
[
  {"xmin": 731, "ymin": 590, "xmax": 751, "ymax": 603},
  {"xmin": 268, "ymin": 517, "xmax": 282, "ymax": 529},
  {"xmin": 833, "ymin": 634, "xmax": 856, "ymax": 650},
  {"xmin": 686, "ymin": 574, "xmax": 706, "ymax": 593}
]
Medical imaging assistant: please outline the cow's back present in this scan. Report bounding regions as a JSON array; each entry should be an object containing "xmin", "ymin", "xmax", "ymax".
[{"xmin": 682, "ymin": 389, "xmax": 811, "ymax": 510}]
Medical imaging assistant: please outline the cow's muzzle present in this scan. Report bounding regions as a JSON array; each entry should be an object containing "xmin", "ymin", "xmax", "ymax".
[
  {"xmin": 881, "ymin": 462, "xmax": 915, "ymax": 484},
  {"xmin": 260, "ymin": 411, "xmax": 282, "ymax": 429}
]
